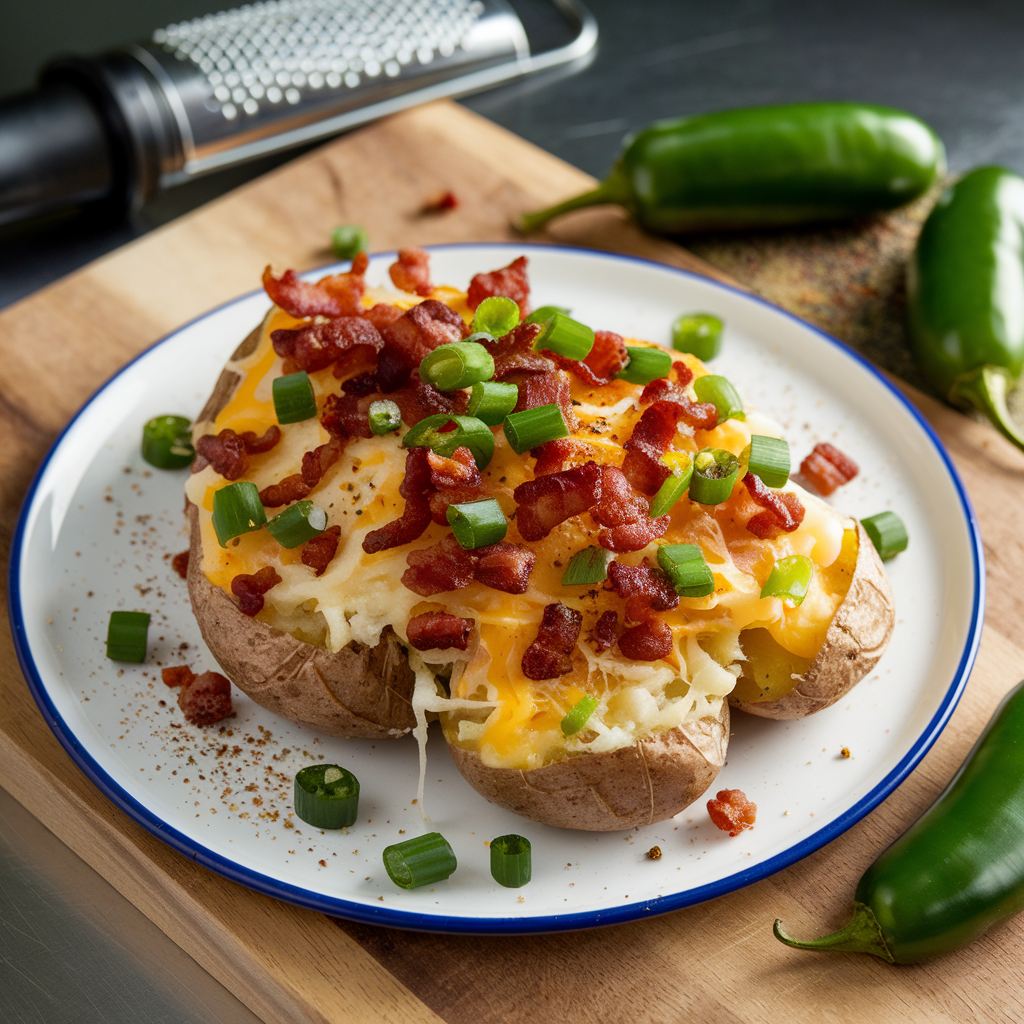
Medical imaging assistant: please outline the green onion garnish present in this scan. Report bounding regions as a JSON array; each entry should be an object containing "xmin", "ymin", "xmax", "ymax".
[
  {"xmin": 533, "ymin": 311, "xmax": 595, "ymax": 361},
  {"xmin": 293, "ymin": 764, "xmax": 360, "ymax": 829},
  {"xmin": 561, "ymin": 546, "xmax": 611, "ymax": 586},
  {"xmin": 561, "ymin": 695, "xmax": 600, "ymax": 735},
  {"xmin": 211, "ymin": 481, "xmax": 268, "ymax": 546},
  {"xmin": 524, "ymin": 304, "xmax": 570, "ymax": 325},
  {"xmin": 649, "ymin": 453, "xmax": 694, "ymax": 517},
  {"xmin": 331, "ymin": 224, "xmax": 369, "ymax": 260},
  {"xmin": 693, "ymin": 374, "xmax": 745, "ymax": 422},
  {"xmin": 382, "ymin": 832, "xmax": 457, "ymax": 890},
  {"xmin": 472, "ymin": 296, "xmax": 520, "ymax": 338},
  {"xmin": 273, "ymin": 371, "xmax": 317, "ymax": 424},
  {"xmin": 467, "ymin": 380, "xmax": 518, "ymax": 426},
  {"xmin": 743, "ymin": 435, "xmax": 790, "ymax": 489},
  {"xmin": 490, "ymin": 834, "xmax": 532, "ymax": 888},
  {"xmin": 616, "ymin": 346, "xmax": 673, "ymax": 385},
  {"xmin": 267, "ymin": 500, "xmax": 327, "ymax": 548},
  {"xmin": 502, "ymin": 403, "xmax": 569, "ymax": 454},
  {"xmin": 368, "ymin": 399, "xmax": 402, "ymax": 435},
  {"xmin": 447, "ymin": 498, "xmax": 508, "ymax": 549},
  {"xmin": 402, "ymin": 413, "xmax": 495, "ymax": 470},
  {"xmin": 688, "ymin": 448, "xmax": 740, "ymax": 505},
  {"xmin": 141, "ymin": 415, "xmax": 195, "ymax": 469},
  {"xmin": 861, "ymin": 511, "xmax": 909, "ymax": 561},
  {"xmin": 672, "ymin": 313, "xmax": 723, "ymax": 360},
  {"xmin": 657, "ymin": 544, "xmax": 715, "ymax": 598},
  {"xmin": 760, "ymin": 555, "xmax": 813, "ymax": 606},
  {"xmin": 106, "ymin": 610, "xmax": 150, "ymax": 663},
  {"xmin": 418, "ymin": 341, "xmax": 495, "ymax": 391}
]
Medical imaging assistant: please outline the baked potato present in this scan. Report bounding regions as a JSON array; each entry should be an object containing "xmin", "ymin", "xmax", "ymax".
[{"xmin": 182, "ymin": 248, "xmax": 894, "ymax": 831}]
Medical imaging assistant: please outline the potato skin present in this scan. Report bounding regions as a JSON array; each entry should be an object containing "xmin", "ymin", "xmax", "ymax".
[
  {"xmin": 443, "ymin": 701, "xmax": 729, "ymax": 831},
  {"xmin": 729, "ymin": 521, "xmax": 894, "ymax": 720}
]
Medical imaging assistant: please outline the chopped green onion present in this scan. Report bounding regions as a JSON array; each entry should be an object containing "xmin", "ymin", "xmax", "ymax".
[
  {"xmin": 472, "ymin": 296, "xmax": 520, "ymax": 338},
  {"xmin": 688, "ymin": 448, "xmax": 740, "ymax": 505},
  {"xmin": 561, "ymin": 546, "xmax": 611, "ymax": 586},
  {"xmin": 294, "ymin": 764, "xmax": 360, "ymax": 828},
  {"xmin": 402, "ymin": 413, "xmax": 495, "ymax": 470},
  {"xmin": 368, "ymin": 399, "xmax": 402, "ymax": 435},
  {"xmin": 672, "ymin": 313, "xmax": 723, "ymax": 360},
  {"xmin": 561, "ymin": 695, "xmax": 600, "ymax": 735},
  {"xmin": 616, "ymin": 346, "xmax": 673, "ymax": 385},
  {"xmin": 657, "ymin": 544, "xmax": 715, "ymax": 598},
  {"xmin": 503, "ymin": 404, "xmax": 569, "ymax": 454},
  {"xmin": 447, "ymin": 499, "xmax": 508, "ymax": 549},
  {"xmin": 419, "ymin": 341, "xmax": 495, "ymax": 391},
  {"xmin": 141, "ymin": 415, "xmax": 195, "ymax": 469},
  {"xmin": 382, "ymin": 832, "xmax": 457, "ymax": 890},
  {"xmin": 467, "ymin": 380, "xmax": 518, "ymax": 426},
  {"xmin": 533, "ymin": 311, "xmax": 595, "ymax": 360},
  {"xmin": 693, "ymin": 374, "xmax": 745, "ymax": 422},
  {"xmin": 861, "ymin": 511, "xmax": 909, "ymax": 561},
  {"xmin": 465, "ymin": 331, "xmax": 497, "ymax": 344},
  {"xmin": 267, "ymin": 500, "xmax": 327, "ymax": 548},
  {"xmin": 211, "ymin": 481, "xmax": 268, "ymax": 546},
  {"xmin": 743, "ymin": 435, "xmax": 790, "ymax": 488},
  {"xmin": 649, "ymin": 452, "xmax": 694, "ymax": 517},
  {"xmin": 331, "ymin": 224, "xmax": 369, "ymax": 260},
  {"xmin": 273, "ymin": 371, "xmax": 317, "ymax": 424},
  {"xmin": 760, "ymin": 555, "xmax": 813, "ymax": 606},
  {"xmin": 106, "ymin": 610, "xmax": 150, "ymax": 663},
  {"xmin": 490, "ymin": 834, "xmax": 532, "ymax": 888},
  {"xmin": 524, "ymin": 304, "xmax": 571, "ymax": 325}
]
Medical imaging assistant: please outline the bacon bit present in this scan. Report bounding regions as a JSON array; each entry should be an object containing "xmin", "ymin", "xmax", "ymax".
[
  {"xmin": 618, "ymin": 617, "xmax": 673, "ymax": 661},
  {"xmin": 521, "ymin": 603, "xmax": 583, "ymax": 680},
  {"xmin": 530, "ymin": 437, "xmax": 596, "ymax": 476},
  {"xmin": 240, "ymin": 425, "xmax": 281, "ymax": 454},
  {"xmin": 321, "ymin": 391, "xmax": 376, "ymax": 439},
  {"xmin": 171, "ymin": 550, "xmax": 189, "ymax": 579},
  {"xmin": 743, "ymin": 473, "xmax": 805, "ymax": 539},
  {"xmin": 178, "ymin": 671, "xmax": 234, "ymax": 726},
  {"xmin": 364, "ymin": 303, "xmax": 405, "ymax": 331},
  {"xmin": 511, "ymin": 369, "xmax": 579, "ymax": 432},
  {"xmin": 474, "ymin": 542, "xmax": 535, "ymax": 594},
  {"xmin": 195, "ymin": 429, "xmax": 248, "ymax": 480},
  {"xmin": 231, "ymin": 566, "xmax": 282, "ymax": 617},
  {"xmin": 386, "ymin": 298, "xmax": 465, "ymax": 364},
  {"xmin": 421, "ymin": 190, "xmax": 459, "ymax": 213},
  {"xmin": 262, "ymin": 267, "xmax": 347, "ymax": 319},
  {"xmin": 800, "ymin": 442, "xmax": 859, "ymax": 496},
  {"xmin": 402, "ymin": 534, "xmax": 478, "ymax": 596},
  {"xmin": 161, "ymin": 665, "xmax": 194, "ymax": 688},
  {"xmin": 642, "ymin": 361, "xmax": 694, "ymax": 397},
  {"xmin": 591, "ymin": 466, "xmax": 670, "ymax": 552},
  {"xmin": 640, "ymin": 378, "xmax": 719, "ymax": 429},
  {"xmin": 316, "ymin": 251, "xmax": 369, "ymax": 315},
  {"xmin": 467, "ymin": 256, "xmax": 530, "ymax": 316},
  {"xmin": 259, "ymin": 474, "xmax": 311, "ymax": 508},
  {"xmin": 363, "ymin": 448, "xmax": 434, "ymax": 554},
  {"xmin": 301, "ymin": 525, "xmax": 341, "ymax": 577},
  {"xmin": 407, "ymin": 611, "xmax": 473, "ymax": 651},
  {"xmin": 301, "ymin": 438, "xmax": 345, "ymax": 489},
  {"xmin": 513, "ymin": 461, "xmax": 603, "ymax": 542},
  {"xmin": 621, "ymin": 402, "xmax": 689, "ymax": 495},
  {"xmin": 341, "ymin": 371, "xmax": 380, "ymax": 396},
  {"xmin": 391, "ymin": 378, "xmax": 468, "ymax": 426},
  {"xmin": 428, "ymin": 486, "xmax": 482, "ymax": 526},
  {"xmin": 707, "ymin": 789, "xmax": 757, "ymax": 837},
  {"xmin": 606, "ymin": 561, "xmax": 679, "ymax": 612},
  {"xmin": 271, "ymin": 317, "xmax": 383, "ymax": 373},
  {"xmin": 427, "ymin": 447, "xmax": 481, "ymax": 490},
  {"xmin": 490, "ymin": 321, "xmax": 556, "ymax": 380},
  {"xmin": 592, "ymin": 610, "xmax": 619, "ymax": 652},
  {"xmin": 555, "ymin": 330, "xmax": 629, "ymax": 386},
  {"xmin": 389, "ymin": 246, "xmax": 433, "ymax": 296}
]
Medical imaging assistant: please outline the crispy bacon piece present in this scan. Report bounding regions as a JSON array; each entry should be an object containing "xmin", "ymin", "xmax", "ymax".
[
  {"xmin": 511, "ymin": 369, "xmax": 579, "ymax": 432},
  {"xmin": 262, "ymin": 254, "xmax": 367, "ymax": 318},
  {"xmin": 341, "ymin": 371, "xmax": 380, "ymax": 395},
  {"xmin": 621, "ymin": 402, "xmax": 688, "ymax": 495},
  {"xmin": 642, "ymin": 361, "xmax": 694, "ymax": 397},
  {"xmin": 474, "ymin": 542, "xmax": 535, "ymax": 594},
  {"xmin": 161, "ymin": 665, "xmax": 194, "ymax": 688},
  {"xmin": 302, "ymin": 438, "xmax": 345, "ymax": 488},
  {"xmin": 241, "ymin": 425, "xmax": 281, "ymax": 454},
  {"xmin": 231, "ymin": 566, "xmax": 281, "ymax": 617},
  {"xmin": 591, "ymin": 466, "xmax": 670, "ymax": 552},
  {"xmin": 800, "ymin": 442, "xmax": 860, "ymax": 496},
  {"xmin": 531, "ymin": 438, "xmax": 584, "ymax": 476},
  {"xmin": 259, "ymin": 474, "xmax": 311, "ymax": 508},
  {"xmin": 640, "ymin": 378, "xmax": 718, "ymax": 429},
  {"xmin": 707, "ymin": 789, "xmax": 757, "ymax": 837},
  {"xmin": 421, "ymin": 190, "xmax": 459, "ymax": 213},
  {"xmin": 363, "ymin": 448, "xmax": 434, "ymax": 554},
  {"xmin": 407, "ymin": 611, "xmax": 473, "ymax": 651},
  {"xmin": 195, "ymin": 427, "xmax": 281, "ymax": 481},
  {"xmin": 402, "ymin": 534, "xmax": 478, "ymax": 596},
  {"xmin": 592, "ymin": 610, "xmax": 619, "ymax": 652},
  {"xmin": 171, "ymin": 550, "xmax": 189, "ymax": 579},
  {"xmin": 606, "ymin": 561, "xmax": 679, "ymax": 612},
  {"xmin": 271, "ymin": 316, "xmax": 383, "ymax": 373},
  {"xmin": 743, "ymin": 473, "xmax": 805, "ymax": 539},
  {"xmin": 513, "ymin": 461, "xmax": 603, "ymax": 542},
  {"xmin": 467, "ymin": 255, "xmax": 530, "ymax": 316},
  {"xmin": 490, "ymin": 321, "xmax": 556, "ymax": 379},
  {"xmin": 321, "ymin": 391, "xmax": 376, "ymax": 439},
  {"xmin": 392, "ymin": 378, "xmax": 468, "ymax": 425},
  {"xmin": 301, "ymin": 525, "xmax": 341, "ymax": 577},
  {"xmin": 521, "ymin": 603, "xmax": 582, "ymax": 680},
  {"xmin": 364, "ymin": 303, "xmax": 405, "ymax": 331},
  {"xmin": 428, "ymin": 447, "xmax": 481, "ymax": 490},
  {"xmin": 555, "ymin": 330, "xmax": 629, "ymax": 387},
  {"xmin": 618, "ymin": 617, "xmax": 673, "ymax": 661},
  {"xmin": 386, "ymin": 299, "xmax": 465, "ymax": 364},
  {"xmin": 178, "ymin": 671, "xmax": 234, "ymax": 726},
  {"xmin": 389, "ymin": 246, "xmax": 433, "ymax": 296}
]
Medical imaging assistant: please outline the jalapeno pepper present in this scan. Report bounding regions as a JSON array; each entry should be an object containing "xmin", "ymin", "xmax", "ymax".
[
  {"xmin": 774, "ymin": 679, "xmax": 1024, "ymax": 963},
  {"xmin": 518, "ymin": 103, "xmax": 945, "ymax": 234},
  {"xmin": 907, "ymin": 166, "xmax": 1024, "ymax": 451}
]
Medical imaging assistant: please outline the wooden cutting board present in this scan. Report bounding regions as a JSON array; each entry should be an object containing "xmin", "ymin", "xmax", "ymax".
[{"xmin": 2, "ymin": 99, "xmax": 1024, "ymax": 1024}]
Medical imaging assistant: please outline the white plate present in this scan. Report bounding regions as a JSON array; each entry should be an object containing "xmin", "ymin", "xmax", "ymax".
[{"xmin": 9, "ymin": 243, "xmax": 983, "ymax": 933}]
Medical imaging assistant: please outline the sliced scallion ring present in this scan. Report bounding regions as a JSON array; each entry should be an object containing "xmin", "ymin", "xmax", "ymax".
[
  {"xmin": 649, "ymin": 452, "xmax": 694, "ymax": 517},
  {"xmin": 467, "ymin": 380, "xmax": 518, "ymax": 426},
  {"xmin": 368, "ymin": 399, "xmax": 402, "ymax": 435},
  {"xmin": 472, "ymin": 296, "xmax": 520, "ymax": 338},
  {"xmin": 657, "ymin": 544, "xmax": 715, "ymax": 598},
  {"xmin": 672, "ymin": 313, "xmax": 723, "ymax": 360},
  {"xmin": 760, "ymin": 555, "xmax": 813, "ymax": 606},
  {"xmin": 693, "ymin": 374, "xmax": 745, "ymax": 422},
  {"xmin": 524, "ymin": 304, "xmax": 570, "ymax": 325},
  {"xmin": 273, "ymin": 370, "xmax": 317, "ymax": 424},
  {"xmin": 382, "ymin": 832, "xmax": 457, "ymax": 889},
  {"xmin": 419, "ymin": 341, "xmax": 495, "ymax": 391},
  {"xmin": 267, "ymin": 500, "xmax": 327, "ymax": 548},
  {"xmin": 293, "ymin": 764, "xmax": 360, "ymax": 829},
  {"xmin": 106, "ymin": 610, "xmax": 150, "ymax": 663},
  {"xmin": 490, "ymin": 834, "xmax": 532, "ymax": 888},
  {"xmin": 561, "ymin": 694, "xmax": 600, "ymax": 735},
  {"xmin": 211, "ymin": 481, "xmax": 268, "ymax": 546},
  {"xmin": 561, "ymin": 546, "xmax": 611, "ymax": 586},
  {"xmin": 447, "ymin": 498, "xmax": 508, "ymax": 549},
  {"xmin": 141, "ymin": 415, "xmax": 195, "ymax": 469},
  {"xmin": 532, "ymin": 311, "xmax": 595, "ymax": 360},
  {"xmin": 688, "ymin": 448, "xmax": 740, "ymax": 505},
  {"xmin": 502, "ymin": 403, "xmax": 569, "ymax": 454},
  {"xmin": 861, "ymin": 511, "xmax": 908, "ymax": 561},
  {"xmin": 742, "ymin": 435, "xmax": 790, "ymax": 489},
  {"xmin": 331, "ymin": 224, "xmax": 369, "ymax": 260},
  {"xmin": 616, "ymin": 346, "xmax": 673, "ymax": 385},
  {"xmin": 402, "ymin": 413, "xmax": 495, "ymax": 470}
]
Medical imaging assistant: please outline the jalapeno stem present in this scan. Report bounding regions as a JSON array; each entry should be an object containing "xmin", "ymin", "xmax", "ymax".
[
  {"xmin": 774, "ymin": 902, "xmax": 896, "ymax": 963},
  {"xmin": 949, "ymin": 365, "xmax": 1024, "ymax": 453},
  {"xmin": 515, "ymin": 167, "xmax": 631, "ymax": 233}
]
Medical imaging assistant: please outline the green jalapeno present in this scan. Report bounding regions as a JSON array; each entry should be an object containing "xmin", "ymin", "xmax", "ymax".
[
  {"xmin": 907, "ymin": 166, "xmax": 1024, "ymax": 451},
  {"xmin": 519, "ymin": 103, "xmax": 944, "ymax": 234},
  {"xmin": 775, "ymin": 679, "xmax": 1024, "ymax": 963}
]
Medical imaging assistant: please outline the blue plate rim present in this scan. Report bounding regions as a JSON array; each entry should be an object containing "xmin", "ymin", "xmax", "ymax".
[{"xmin": 8, "ymin": 241, "xmax": 985, "ymax": 934}]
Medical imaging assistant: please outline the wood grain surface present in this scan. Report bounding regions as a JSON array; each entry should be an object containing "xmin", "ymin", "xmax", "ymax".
[{"xmin": 2, "ymin": 99, "xmax": 1024, "ymax": 1023}]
